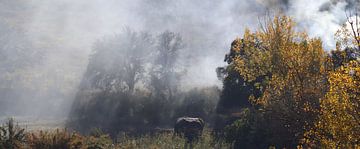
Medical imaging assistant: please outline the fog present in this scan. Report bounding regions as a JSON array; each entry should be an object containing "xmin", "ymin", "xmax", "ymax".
[{"xmin": 0, "ymin": 0, "xmax": 356, "ymax": 122}]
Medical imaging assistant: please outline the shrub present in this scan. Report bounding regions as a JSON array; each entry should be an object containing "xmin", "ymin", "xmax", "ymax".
[
  {"xmin": 0, "ymin": 118, "xmax": 26, "ymax": 149},
  {"xmin": 26, "ymin": 129, "xmax": 72, "ymax": 149}
]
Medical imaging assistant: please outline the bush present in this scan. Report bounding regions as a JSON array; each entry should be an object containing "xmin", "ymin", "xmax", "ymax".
[
  {"xmin": 0, "ymin": 118, "xmax": 26, "ymax": 149},
  {"xmin": 68, "ymin": 86, "xmax": 220, "ymax": 136},
  {"xmin": 223, "ymin": 108, "xmax": 268, "ymax": 149},
  {"xmin": 26, "ymin": 129, "xmax": 73, "ymax": 149}
]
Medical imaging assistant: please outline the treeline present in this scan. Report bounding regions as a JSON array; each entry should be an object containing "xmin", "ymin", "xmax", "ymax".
[
  {"xmin": 67, "ymin": 14, "xmax": 360, "ymax": 148},
  {"xmin": 67, "ymin": 29, "xmax": 219, "ymax": 135},
  {"xmin": 215, "ymin": 15, "xmax": 360, "ymax": 148}
]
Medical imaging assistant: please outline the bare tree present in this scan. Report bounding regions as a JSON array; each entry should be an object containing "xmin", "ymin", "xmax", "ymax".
[{"xmin": 345, "ymin": 9, "xmax": 360, "ymax": 51}]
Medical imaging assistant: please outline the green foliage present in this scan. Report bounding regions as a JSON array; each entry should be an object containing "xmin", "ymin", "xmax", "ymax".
[{"xmin": 224, "ymin": 108, "xmax": 268, "ymax": 148}]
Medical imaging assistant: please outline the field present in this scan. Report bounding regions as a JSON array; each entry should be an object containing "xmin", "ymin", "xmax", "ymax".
[
  {"xmin": 1, "ymin": 1, "xmax": 359, "ymax": 148},
  {"xmin": 0, "ymin": 118, "xmax": 230, "ymax": 149}
]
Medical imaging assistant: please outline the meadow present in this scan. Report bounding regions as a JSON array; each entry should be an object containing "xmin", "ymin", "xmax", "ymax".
[{"xmin": 0, "ymin": 118, "xmax": 230, "ymax": 149}]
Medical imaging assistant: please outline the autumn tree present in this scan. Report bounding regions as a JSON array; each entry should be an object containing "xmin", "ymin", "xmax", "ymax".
[
  {"xmin": 303, "ymin": 10, "xmax": 360, "ymax": 148},
  {"xmin": 328, "ymin": 48, "xmax": 356, "ymax": 69},
  {"xmin": 220, "ymin": 15, "xmax": 327, "ymax": 148},
  {"xmin": 304, "ymin": 61, "xmax": 360, "ymax": 148}
]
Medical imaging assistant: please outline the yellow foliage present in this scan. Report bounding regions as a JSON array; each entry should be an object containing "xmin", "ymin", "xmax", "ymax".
[
  {"xmin": 231, "ymin": 15, "xmax": 327, "ymax": 146},
  {"xmin": 233, "ymin": 15, "xmax": 326, "ymax": 109},
  {"xmin": 305, "ymin": 61, "xmax": 360, "ymax": 148}
]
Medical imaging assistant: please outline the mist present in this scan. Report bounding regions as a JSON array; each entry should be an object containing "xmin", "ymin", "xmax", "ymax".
[{"xmin": 0, "ymin": 0, "xmax": 355, "ymax": 124}]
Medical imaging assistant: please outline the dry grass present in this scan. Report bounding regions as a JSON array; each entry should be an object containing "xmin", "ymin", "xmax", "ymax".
[
  {"xmin": 0, "ymin": 118, "xmax": 230, "ymax": 149},
  {"xmin": 116, "ymin": 129, "xmax": 230, "ymax": 149}
]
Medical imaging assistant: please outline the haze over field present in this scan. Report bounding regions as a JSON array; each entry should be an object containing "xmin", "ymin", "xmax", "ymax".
[
  {"xmin": 0, "ymin": 0, "xmax": 357, "ymax": 119},
  {"xmin": 0, "ymin": 1, "xmax": 360, "ymax": 148}
]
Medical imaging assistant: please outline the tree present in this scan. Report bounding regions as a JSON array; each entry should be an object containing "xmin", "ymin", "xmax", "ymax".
[
  {"xmin": 304, "ymin": 61, "xmax": 360, "ymax": 148},
  {"xmin": 303, "ymin": 10, "xmax": 360, "ymax": 147},
  {"xmin": 218, "ymin": 15, "xmax": 327, "ymax": 148},
  {"xmin": 145, "ymin": 31, "xmax": 184, "ymax": 126},
  {"xmin": 216, "ymin": 37, "xmax": 268, "ymax": 114},
  {"xmin": 328, "ymin": 48, "xmax": 355, "ymax": 69},
  {"xmin": 150, "ymin": 31, "xmax": 184, "ymax": 100},
  {"xmin": 334, "ymin": 10, "xmax": 360, "ymax": 61},
  {"xmin": 80, "ymin": 28, "xmax": 153, "ymax": 94},
  {"xmin": 224, "ymin": 108, "xmax": 268, "ymax": 149},
  {"xmin": 68, "ymin": 30, "xmax": 190, "ymax": 134},
  {"xmin": 68, "ymin": 29, "xmax": 154, "ymax": 133}
]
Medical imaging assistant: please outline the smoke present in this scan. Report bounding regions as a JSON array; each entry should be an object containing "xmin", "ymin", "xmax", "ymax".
[
  {"xmin": 0, "ymin": 0, "xmax": 357, "ymax": 120},
  {"xmin": 286, "ymin": 0, "xmax": 348, "ymax": 49},
  {"xmin": 256, "ymin": 0, "xmax": 290, "ymax": 10}
]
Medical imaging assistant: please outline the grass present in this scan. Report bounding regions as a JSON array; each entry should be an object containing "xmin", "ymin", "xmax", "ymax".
[
  {"xmin": 0, "ymin": 118, "xmax": 230, "ymax": 149},
  {"xmin": 116, "ymin": 129, "xmax": 230, "ymax": 149}
]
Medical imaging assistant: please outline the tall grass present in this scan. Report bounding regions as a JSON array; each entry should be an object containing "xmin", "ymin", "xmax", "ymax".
[
  {"xmin": 116, "ymin": 129, "xmax": 230, "ymax": 149},
  {"xmin": 0, "ymin": 119, "xmax": 230, "ymax": 149}
]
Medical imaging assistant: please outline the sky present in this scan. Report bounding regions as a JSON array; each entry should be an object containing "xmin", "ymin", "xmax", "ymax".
[
  {"xmin": 0, "ymin": 0, "xmax": 356, "ymax": 118},
  {"xmin": 23, "ymin": 0, "xmax": 351, "ymax": 86}
]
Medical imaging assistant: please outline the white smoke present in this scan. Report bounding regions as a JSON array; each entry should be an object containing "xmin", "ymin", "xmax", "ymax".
[
  {"xmin": 287, "ymin": 0, "xmax": 348, "ymax": 49},
  {"xmin": 0, "ymin": 0, "xmax": 356, "ymax": 118}
]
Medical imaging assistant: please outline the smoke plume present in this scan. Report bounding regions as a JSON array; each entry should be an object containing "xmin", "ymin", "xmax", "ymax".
[{"xmin": 0, "ymin": 0, "xmax": 357, "ymax": 120}]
